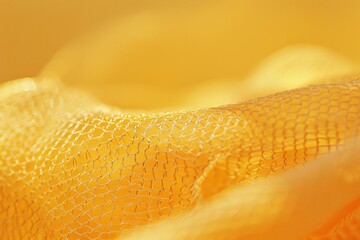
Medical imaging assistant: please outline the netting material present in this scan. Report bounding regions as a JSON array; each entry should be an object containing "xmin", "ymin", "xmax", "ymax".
[
  {"xmin": 124, "ymin": 139, "xmax": 360, "ymax": 240},
  {"xmin": 0, "ymin": 77, "xmax": 359, "ymax": 239}
]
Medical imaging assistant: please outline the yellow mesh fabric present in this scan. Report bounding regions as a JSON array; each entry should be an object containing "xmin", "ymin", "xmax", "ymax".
[
  {"xmin": 1, "ymin": 4, "xmax": 360, "ymax": 234},
  {"xmin": 125, "ymin": 139, "xmax": 360, "ymax": 240},
  {"xmin": 1, "ymin": 74, "xmax": 360, "ymax": 239}
]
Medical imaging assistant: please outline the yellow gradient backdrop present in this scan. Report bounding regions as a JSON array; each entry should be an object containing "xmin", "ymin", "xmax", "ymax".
[{"xmin": 2, "ymin": 0, "xmax": 360, "ymax": 85}]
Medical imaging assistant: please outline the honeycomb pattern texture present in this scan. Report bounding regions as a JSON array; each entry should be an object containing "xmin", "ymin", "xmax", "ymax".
[{"xmin": 0, "ymin": 75, "xmax": 360, "ymax": 239}]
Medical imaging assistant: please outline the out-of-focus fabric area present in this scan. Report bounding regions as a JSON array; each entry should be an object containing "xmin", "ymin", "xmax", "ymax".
[
  {"xmin": 1, "ymin": 0, "xmax": 360, "ymax": 239},
  {"xmin": 2, "ymin": 0, "xmax": 360, "ymax": 86}
]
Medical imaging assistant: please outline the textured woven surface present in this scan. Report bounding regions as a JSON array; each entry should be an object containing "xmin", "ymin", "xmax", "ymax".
[
  {"xmin": 1, "ymin": 74, "xmax": 360, "ymax": 239},
  {"xmin": 4, "ymin": 1, "xmax": 360, "ymax": 238}
]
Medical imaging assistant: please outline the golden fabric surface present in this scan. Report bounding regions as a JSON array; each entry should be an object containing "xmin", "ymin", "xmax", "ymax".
[
  {"xmin": 1, "ymin": 2, "xmax": 360, "ymax": 239},
  {"xmin": 1, "ymin": 54, "xmax": 360, "ymax": 239}
]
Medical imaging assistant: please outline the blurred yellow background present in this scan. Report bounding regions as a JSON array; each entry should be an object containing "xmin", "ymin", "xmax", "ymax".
[
  {"xmin": 2, "ymin": 0, "xmax": 360, "ymax": 110},
  {"xmin": 1, "ymin": 0, "xmax": 360, "ymax": 82}
]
